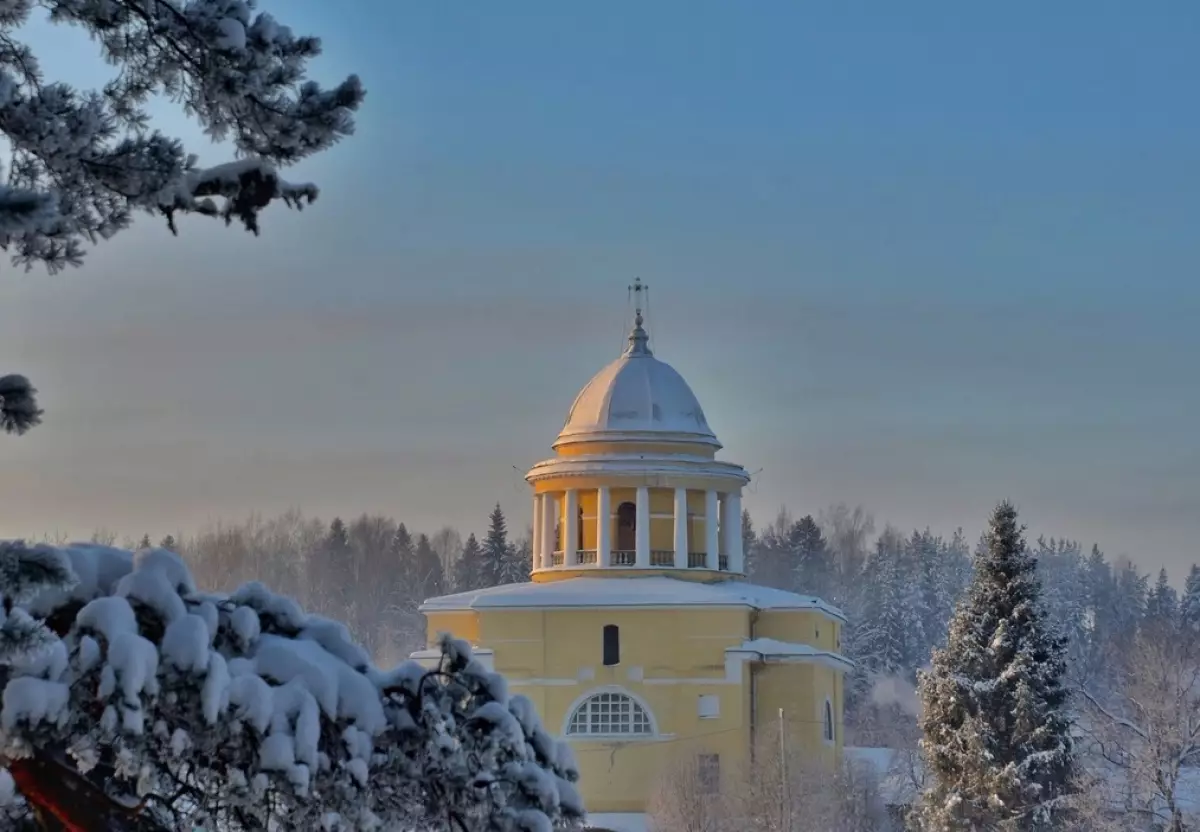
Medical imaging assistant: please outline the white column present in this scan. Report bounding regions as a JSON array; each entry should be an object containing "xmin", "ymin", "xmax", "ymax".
[
  {"xmin": 726, "ymin": 490, "xmax": 744, "ymax": 573},
  {"xmin": 539, "ymin": 493, "xmax": 555, "ymax": 569},
  {"xmin": 705, "ymin": 489, "xmax": 720, "ymax": 570},
  {"xmin": 565, "ymin": 489, "xmax": 579, "ymax": 565},
  {"xmin": 673, "ymin": 488, "xmax": 689, "ymax": 568},
  {"xmin": 597, "ymin": 486, "xmax": 611, "ymax": 568},
  {"xmin": 532, "ymin": 494, "xmax": 541, "ymax": 566},
  {"xmin": 635, "ymin": 486, "xmax": 651, "ymax": 567}
]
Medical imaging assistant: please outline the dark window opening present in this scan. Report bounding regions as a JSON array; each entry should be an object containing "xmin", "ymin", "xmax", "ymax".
[
  {"xmin": 578, "ymin": 506, "xmax": 585, "ymax": 550},
  {"xmin": 602, "ymin": 624, "xmax": 620, "ymax": 666},
  {"xmin": 616, "ymin": 501, "xmax": 637, "ymax": 551}
]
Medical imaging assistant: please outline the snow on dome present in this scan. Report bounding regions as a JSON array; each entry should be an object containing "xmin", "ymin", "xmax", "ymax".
[{"xmin": 556, "ymin": 309, "xmax": 718, "ymax": 448}]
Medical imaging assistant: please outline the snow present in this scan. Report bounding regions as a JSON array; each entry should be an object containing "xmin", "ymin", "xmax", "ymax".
[
  {"xmin": 421, "ymin": 575, "xmax": 845, "ymax": 619},
  {"xmin": 28, "ymin": 544, "xmax": 132, "ymax": 617},
  {"xmin": 1, "ymin": 677, "xmax": 69, "ymax": 731},
  {"xmin": 0, "ymin": 543, "xmax": 585, "ymax": 829},
  {"xmin": 161, "ymin": 614, "xmax": 212, "ymax": 673}
]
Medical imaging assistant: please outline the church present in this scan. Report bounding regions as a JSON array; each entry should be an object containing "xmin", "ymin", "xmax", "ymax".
[{"xmin": 416, "ymin": 282, "xmax": 851, "ymax": 832}]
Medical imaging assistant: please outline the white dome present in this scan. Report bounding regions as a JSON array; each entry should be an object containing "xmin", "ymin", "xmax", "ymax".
[{"xmin": 555, "ymin": 314, "xmax": 719, "ymax": 448}]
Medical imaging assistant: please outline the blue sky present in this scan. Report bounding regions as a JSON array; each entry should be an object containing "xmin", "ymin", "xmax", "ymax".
[{"xmin": 1, "ymin": 2, "xmax": 1198, "ymax": 576}]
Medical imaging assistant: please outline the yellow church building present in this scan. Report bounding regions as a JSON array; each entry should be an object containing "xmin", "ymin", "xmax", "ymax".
[{"xmin": 417, "ymin": 283, "xmax": 851, "ymax": 832}]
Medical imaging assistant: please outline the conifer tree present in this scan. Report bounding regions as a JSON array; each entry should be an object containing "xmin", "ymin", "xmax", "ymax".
[
  {"xmin": 138, "ymin": 533, "xmax": 152, "ymax": 550},
  {"xmin": 454, "ymin": 533, "xmax": 485, "ymax": 593},
  {"xmin": 0, "ymin": 541, "xmax": 76, "ymax": 665},
  {"xmin": 1145, "ymin": 567, "xmax": 1178, "ymax": 633},
  {"xmin": 916, "ymin": 501, "xmax": 1073, "ymax": 830},
  {"xmin": 158, "ymin": 534, "xmax": 177, "ymax": 552},
  {"xmin": 480, "ymin": 503, "xmax": 511, "ymax": 588},
  {"xmin": 789, "ymin": 515, "xmax": 832, "ymax": 599},
  {"xmin": 414, "ymin": 533, "xmax": 445, "ymax": 599},
  {"xmin": 1180, "ymin": 564, "xmax": 1200, "ymax": 633},
  {"xmin": 741, "ymin": 509, "xmax": 757, "ymax": 577}
]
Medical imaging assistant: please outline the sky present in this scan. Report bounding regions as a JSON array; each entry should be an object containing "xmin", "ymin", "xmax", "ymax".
[{"xmin": 1, "ymin": 2, "xmax": 1198, "ymax": 577}]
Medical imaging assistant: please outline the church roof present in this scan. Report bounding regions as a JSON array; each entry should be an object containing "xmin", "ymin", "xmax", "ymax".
[
  {"xmin": 554, "ymin": 290, "xmax": 719, "ymax": 448},
  {"xmin": 420, "ymin": 576, "xmax": 845, "ymax": 621}
]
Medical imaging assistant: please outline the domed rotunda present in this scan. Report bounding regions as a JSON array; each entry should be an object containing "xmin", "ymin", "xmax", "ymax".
[
  {"xmin": 418, "ymin": 282, "xmax": 848, "ymax": 832},
  {"xmin": 527, "ymin": 282, "xmax": 749, "ymax": 577}
]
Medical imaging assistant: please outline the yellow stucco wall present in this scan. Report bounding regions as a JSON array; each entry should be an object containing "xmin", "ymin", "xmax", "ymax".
[{"xmin": 423, "ymin": 599, "xmax": 844, "ymax": 815}]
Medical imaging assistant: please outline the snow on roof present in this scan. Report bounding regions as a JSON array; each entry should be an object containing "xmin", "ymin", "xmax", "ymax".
[{"xmin": 421, "ymin": 576, "xmax": 844, "ymax": 620}]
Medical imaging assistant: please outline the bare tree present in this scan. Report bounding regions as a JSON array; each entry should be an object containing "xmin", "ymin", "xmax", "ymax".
[
  {"xmin": 646, "ymin": 754, "xmax": 731, "ymax": 832},
  {"xmin": 431, "ymin": 525, "xmax": 463, "ymax": 579},
  {"xmin": 819, "ymin": 502, "xmax": 875, "ymax": 598},
  {"xmin": 1078, "ymin": 623, "xmax": 1200, "ymax": 832},
  {"xmin": 726, "ymin": 723, "xmax": 889, "ymax": 831}
]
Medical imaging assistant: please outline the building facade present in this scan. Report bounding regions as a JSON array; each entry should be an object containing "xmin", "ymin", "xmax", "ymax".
[{"xmin": 418, "ymin": 285, "xmax": 851, "ymax": 832}]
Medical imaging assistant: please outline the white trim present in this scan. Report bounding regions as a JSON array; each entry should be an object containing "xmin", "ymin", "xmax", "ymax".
[
  {"xmin": 409, "ymin": 647, "xmax": 495, "ymax": 672},
  {"xmin": 584, "ymin": 812, "xmax": 648, "ymax": 832},
  {"xmin": 508, "ymin": 678, "xmax": 578, "ymax": 687},
  {"xmin": 423, "ymin": 598, "xmax": 846, "ymax": 624},
  {"xmin": 561, "ymin": 685, "xmax": 660, "ymax": 739}
]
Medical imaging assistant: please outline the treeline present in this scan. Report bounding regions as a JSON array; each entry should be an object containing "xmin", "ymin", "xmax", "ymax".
[
  {"xmin": 91, "ymin": 504, "xmax": 531, "ymax": 666},
  {"xmin": 78, "ymin": 500, "xmax": 1191, "ymax": 714},
  {"xmin": 741, "ymin": 505, "xmax": 1196, "ymax": 742}
]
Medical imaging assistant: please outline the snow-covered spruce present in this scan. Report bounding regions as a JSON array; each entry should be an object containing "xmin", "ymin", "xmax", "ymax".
[
  {"xmin": 914, "ymin": 501, "xmax": 1074, "ymax": 830},
  {"xmin": 0, "ymin": 0, "xmax": 364, "ymax": 273},
  {"xmin": 0, "ymin": 545, "xmax": 583, "ymax": 831}
]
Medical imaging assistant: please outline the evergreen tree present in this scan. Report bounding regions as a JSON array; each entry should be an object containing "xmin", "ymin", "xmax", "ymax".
[
  {"xmin": 0, "ymin": 541, "xmax": 75, "ymax": 664},
  {"xmin": 498, "ymin": 534, "xmax": 532, "ymax": 585},
  {"xmin": 138, "ymin": 533, "xmax": 152, "ymax": 550},
  {"xmin": 857, "ymin": 529, "xmax": 910, "ymax": 678},
  {"xmin": 454, "ymin": 533, "xmax": 486, "ymax": 593},
  {"xmin": 414, "ymin": 533, "xmax": 445, "ymax": 599},
  {"xmin": 1180, "ymin": 564, "xmax": 1200, "ymax": 633},
  {"xmin": 916, "ymin": 501, "xmax": 1073, "ymax": 830},
  {"xmin": 741, "ymin": 508, "xmax": 757, "ymax": 576},
  {"xmin": 1145, "ymin": 567, "xmax": 1178, "ymax": 633},
  {"xmin": 315, "ymin": 517, "xmax": 353, "ymax": 614},
  {"xmin": 158, "ymin": 534, "xmax": 177, "ymax": 552},
  {"xmin": 789, "ymin": 515, "xmax": 832, "ymax": 599},
  {"xmin": 480, "ymin": 503, "xmax": 511, "ymax": 588}
]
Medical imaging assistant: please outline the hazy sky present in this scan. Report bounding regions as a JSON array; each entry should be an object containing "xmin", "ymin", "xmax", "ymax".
[{"xmin": 2, "ymin": 2, "xmax": 1198, "ymax": 577}]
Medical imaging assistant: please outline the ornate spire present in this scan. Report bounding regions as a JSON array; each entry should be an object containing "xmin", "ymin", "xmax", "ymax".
[{"xmin": 624, "ymin": 278, "xmax": 651, "ymax": 356}]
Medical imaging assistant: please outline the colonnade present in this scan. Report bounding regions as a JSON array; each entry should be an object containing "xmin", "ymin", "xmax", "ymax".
[{"xmin": 531, "ymin": 486, "xmax": 743, "ymax": 573}]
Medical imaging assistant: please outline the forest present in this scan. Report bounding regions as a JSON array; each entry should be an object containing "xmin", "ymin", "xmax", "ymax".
[{"xmin": 64, "ymin": 500, "xmax": 1189, "ymax": 736}]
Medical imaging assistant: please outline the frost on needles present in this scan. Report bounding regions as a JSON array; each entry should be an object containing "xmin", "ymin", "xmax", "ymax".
[
  {"xmin": 915, "ymin": 501, "xmax": 1074, "ymax": 830},
  {"xmin": 0, "ymin": 544, "xmax": 584, "ymax": 831},
  {"xmin": 0, "ymin": 0, "xmax": 365, "ymax": 273}
]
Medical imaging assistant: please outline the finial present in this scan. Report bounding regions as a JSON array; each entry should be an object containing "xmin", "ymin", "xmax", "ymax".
[{"xmin": 624, "ymin": 278, "xmax": 651, "ymax": 356}]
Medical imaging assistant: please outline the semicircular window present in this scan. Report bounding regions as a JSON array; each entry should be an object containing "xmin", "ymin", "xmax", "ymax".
[{"xmin": 566, "ymin": 691, "xmax": 653, "ymax": 737}]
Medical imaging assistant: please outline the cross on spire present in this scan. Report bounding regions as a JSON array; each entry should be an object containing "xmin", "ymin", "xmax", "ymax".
[{"xmin": 624, "ymin": 277, "xmax": 651, "ymax": 356}]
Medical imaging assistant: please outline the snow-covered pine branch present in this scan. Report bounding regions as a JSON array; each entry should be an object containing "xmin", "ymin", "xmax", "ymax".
[
  {"xmin": 0, "ymin": 375, "xmax": 41, "ymax": 435},
  {"xmin": 0, "ymin": 544, "xmax": 584, "ymax": 831},
  {"xmin": 0, "ymin": 0, "xmax": 364, "ymax": 273}
]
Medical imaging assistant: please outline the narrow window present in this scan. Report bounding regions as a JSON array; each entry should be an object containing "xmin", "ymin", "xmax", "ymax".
[
  {"xmin": 697, "ymin": 754, "xmax": 720, "ymax": 794},
  {"xmin": 578, "ymin": 505, "xmax": 585, "ymax": 550},
  {"xmin": 602, "ymin": 624, "xmax": 620, "ymax": 666},
  {"xmin": 823, "ymin": 700, "xmax": 835, "ymax": 742},
  {"xmin": 616, "ymin": 502, "xmax": 636, "ymax": 551}
]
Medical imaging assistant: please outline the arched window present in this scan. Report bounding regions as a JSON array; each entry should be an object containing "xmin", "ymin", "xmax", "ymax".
[
  {"xmin": 823, "ymin": 699, "xmax": 835, "ymax": 743},
  {"xmin": 566, "ymin": 690, "xmax": 652, "ymax": 737},
  {"xmin": 602, "ymin": 624, "xmax": 620, "ymax": 666},
  {"xmin": 616, "ymin": 502, "xmax": 637, "ymax": 551}
]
